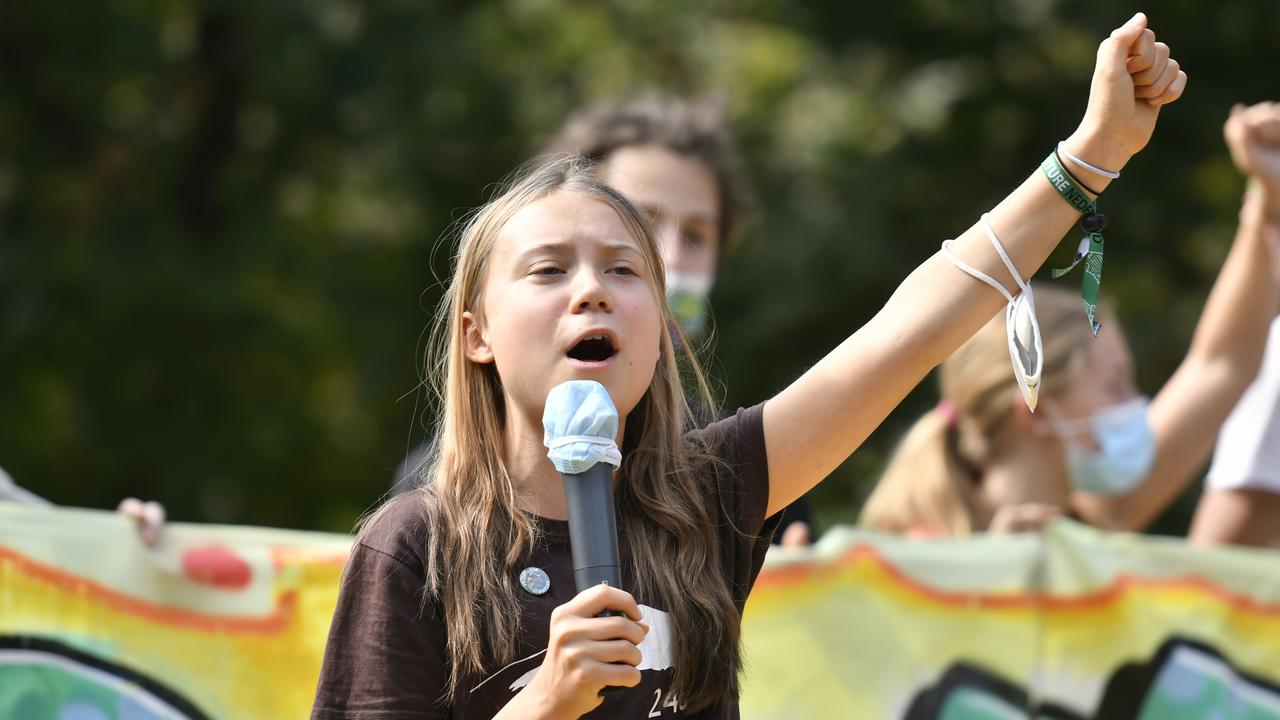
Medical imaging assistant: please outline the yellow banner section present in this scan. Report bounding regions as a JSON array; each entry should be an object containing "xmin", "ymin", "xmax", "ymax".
[
  {"xmin": 741, "ymin": 522, "xmax": 1280, "ymax": 719},
  {"xmin": 0, "ymin": 503, "xmax": 349, "ymax": 719},
  {"xmin": 5, "ymin": 503, "xmax": 1280, "ymax": 719}
]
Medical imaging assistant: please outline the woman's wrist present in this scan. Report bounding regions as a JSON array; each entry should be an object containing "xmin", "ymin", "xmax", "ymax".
[
  {"xmin": 496, "ymin": 684, "xmax": 569, "ymax": 720},
  {"xmin": 1062, "ymin": 126, "xmax": 1134, "ymax": 185},
  {"xmin": 1246, "ymin": 177, "xmax": 1280, "ymax": 223}
]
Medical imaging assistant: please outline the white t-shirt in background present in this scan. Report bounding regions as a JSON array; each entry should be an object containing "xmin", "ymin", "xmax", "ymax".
[{"xmin": 1207, "ymin": 316, "xmax": 1280, "ymax": 493}]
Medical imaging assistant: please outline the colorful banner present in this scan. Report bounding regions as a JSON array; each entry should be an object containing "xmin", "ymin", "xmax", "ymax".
[
  {"xmin": 741, "ymin": 522, "xmax": 1280, "ymax": 719},
  {"xmin": 0, "ymin": 503, "xmax": 349, "ymax": 719},
  {"xmin": 5, "ymin": 503, "xmax": 1280, "ymax": 719}
]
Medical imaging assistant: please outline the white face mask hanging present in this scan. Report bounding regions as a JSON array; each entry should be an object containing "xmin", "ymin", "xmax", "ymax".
[{"xmin": 941, "ymin": 213, "xmax": 1044, "ymax": 412}]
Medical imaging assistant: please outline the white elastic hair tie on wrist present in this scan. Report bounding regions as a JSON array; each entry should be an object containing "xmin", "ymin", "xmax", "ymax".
[
  {"xmin": 1057, "ymin": 141, "xmax": 1121, "ymax": 179},
  {"xmin": 940, "ymin": 213, "xmax": 1045, "ymax": 412}
]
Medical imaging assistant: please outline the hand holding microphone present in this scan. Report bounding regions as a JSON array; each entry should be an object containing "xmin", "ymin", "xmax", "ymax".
[{"xmin": 518, "ymin": 584, "xmax": 647, "ymax": 717}]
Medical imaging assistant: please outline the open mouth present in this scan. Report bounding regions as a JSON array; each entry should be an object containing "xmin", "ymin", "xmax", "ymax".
[{"xmin": 567, "ymin": 334, "xmax": 617, "ymax": 363}]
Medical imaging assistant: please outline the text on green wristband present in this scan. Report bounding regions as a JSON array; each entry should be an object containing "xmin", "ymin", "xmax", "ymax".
[{"xmin": 1041, "ymin": 154, "xmax": 1097, "ymax": 214}]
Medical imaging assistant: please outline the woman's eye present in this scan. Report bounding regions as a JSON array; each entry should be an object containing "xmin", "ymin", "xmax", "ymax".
[
  {"xmin": 682, "ymin": 229, "xmax": 709, "ymax": 251},
  {"xmin": 608, "ymin": 265, "xmax": 639, "ymax": 276},
  {"xmin": 531, "ymin": 265, "xmax": 563, "ymax": 276}
]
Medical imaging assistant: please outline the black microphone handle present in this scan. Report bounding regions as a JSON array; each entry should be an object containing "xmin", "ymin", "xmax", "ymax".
[
  {"xmin": 561, "ymin": 461, "xmax": 625, "ymax": 698},
  {"xmin": 561, "ymin": 463, "xmax": 622, "ymax": 593}
]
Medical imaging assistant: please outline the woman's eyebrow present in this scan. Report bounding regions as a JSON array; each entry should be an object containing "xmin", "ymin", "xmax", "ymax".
[
  {"xmin": 510, "ymin": 240, "xmax": 641, "ymax": 267},
  {"xmin": 601, "ymin": 241, "xmax": 644, "ymax": 258},
  {"xmin": 511, "ymin": 241, "xmax": 572, "ymax": 266}
]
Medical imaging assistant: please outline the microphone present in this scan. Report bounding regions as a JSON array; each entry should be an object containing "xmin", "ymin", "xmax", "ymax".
[{"xmin": 542, "ymin": 380, "xmax": 623, "ymax": 594}]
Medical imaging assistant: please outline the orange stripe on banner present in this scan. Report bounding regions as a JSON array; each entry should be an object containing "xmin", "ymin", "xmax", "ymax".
[
  {"xmin": 754, "ymin": 543, "xmax": 1280, "ymax": 616},
  {"xmin": 0, "ymin": 546, "xmax": 299, "ymax": 635},
  {"xmin": 270, "ymin": 546, "xmax": 349, "ymax": 570}
]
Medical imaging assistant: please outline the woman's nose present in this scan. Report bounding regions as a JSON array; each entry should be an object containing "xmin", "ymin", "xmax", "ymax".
[{"xmin": 571, "ymin": 270, "xmax": 612, "ymax": 312}]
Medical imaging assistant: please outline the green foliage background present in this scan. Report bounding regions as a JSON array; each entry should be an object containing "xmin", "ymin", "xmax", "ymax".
[{"xmin": 2, "ymin": 0, "xmax": 1277, "ymax": 533}]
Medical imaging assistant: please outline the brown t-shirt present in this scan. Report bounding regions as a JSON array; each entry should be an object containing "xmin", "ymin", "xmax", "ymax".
[{"xmin": 312, "ymin": 404, "xmax": 778, "ymax": 719}]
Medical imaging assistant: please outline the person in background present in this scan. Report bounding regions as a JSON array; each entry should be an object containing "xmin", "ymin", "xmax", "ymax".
[
  {"xmin": 861, "ymin": 101, "xmax": 1280, "ymax": 538},
  {"xmin": 1187, "ymin": 102, "xmax": 1280, "ymax": 550}
]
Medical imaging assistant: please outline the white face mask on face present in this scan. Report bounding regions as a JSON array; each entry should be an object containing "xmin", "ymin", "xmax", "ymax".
[
  {"xmin": 1048, "ymin": 396, "xmax": 1156, "ymax": 495},
  {"xmin": 665, "ymin": 268, "xmax": 714, "ymax": 338}
]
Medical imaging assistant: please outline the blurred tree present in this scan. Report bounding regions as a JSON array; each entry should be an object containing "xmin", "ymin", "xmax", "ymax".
[{"xmin": 1, "ymin": 0, "xmax": 1276, "ymax": 533}]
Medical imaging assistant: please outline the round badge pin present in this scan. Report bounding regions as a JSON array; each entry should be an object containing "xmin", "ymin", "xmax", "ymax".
[{"xmin": 519, "ymin": 567, "xmax": 551, "ymax": 596}]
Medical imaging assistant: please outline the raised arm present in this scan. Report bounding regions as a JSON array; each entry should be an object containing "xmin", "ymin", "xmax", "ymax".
[
  {"xmin": 762, "ymin": 13, "xmax": 1187, "ymax": 516},
  {"xmin": 1075, "ymin": 102, "xmax": 1280, "ymax": 531}
]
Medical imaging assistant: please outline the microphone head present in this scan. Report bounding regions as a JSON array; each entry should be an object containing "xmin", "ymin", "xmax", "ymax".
[{"xmin": 543, "ymin": 380, "xmax": 622, "ymax": 474}]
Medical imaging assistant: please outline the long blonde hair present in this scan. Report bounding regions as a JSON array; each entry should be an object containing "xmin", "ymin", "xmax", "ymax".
[
  {"xmin": 397, "ymin": 155, "xmax": 739, "ymax": 710},
  {"xmin": 861, "ymin": 286, "xmax": 1097, "ymax": 536}
]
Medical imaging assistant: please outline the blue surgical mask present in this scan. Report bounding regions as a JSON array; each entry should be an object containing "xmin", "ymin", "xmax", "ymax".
[
  {"xmin": 665, "ymin": 269, "xmax": 713, "ymax": 338},
  {"xmin": 1049, "ymin": 396, "xmax": 1155, "ymax": 495}
]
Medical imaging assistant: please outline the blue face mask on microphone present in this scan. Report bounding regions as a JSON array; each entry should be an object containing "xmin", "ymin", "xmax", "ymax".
[
  {"xmin": 543, "ymin": 380, "xmax": 622, "ymax": 474},
  {"xmin": 1049, "ymin": 396, "xmax": 1155, "ymax": 495}
]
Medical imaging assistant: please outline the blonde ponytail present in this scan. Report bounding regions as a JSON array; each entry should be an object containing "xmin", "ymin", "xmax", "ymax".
[{"xmin": 861, "ymin": 406, "xmax": 981, "ymax": 536}]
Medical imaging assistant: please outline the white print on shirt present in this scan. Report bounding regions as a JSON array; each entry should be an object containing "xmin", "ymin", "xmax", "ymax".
[
  {"xmin": 508, "ymin": 604, "xmax": 674, "ymax": 692},
  {"xmin": 649, "ymin": 687, "xmax": 684, "ymax": 716},
  {"xmin": 470, "ymin": 649, "xmax": 547, "ymax": 695}
]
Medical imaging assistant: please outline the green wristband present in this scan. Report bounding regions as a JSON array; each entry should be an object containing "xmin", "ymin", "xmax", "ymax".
[
  {"xmin": 1043, "ymin": 150, "xmax": 1106, "ymax": 336},
  {"xmin": 1041, "ymin": 152, "xmax": 1097, "ymax": 214}
]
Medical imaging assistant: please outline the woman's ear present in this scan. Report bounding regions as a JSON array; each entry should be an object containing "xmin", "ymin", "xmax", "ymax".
[{"xmin": 462, "ymin": 311, "xmax": 494, "ymax": 364}]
